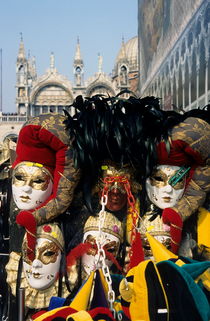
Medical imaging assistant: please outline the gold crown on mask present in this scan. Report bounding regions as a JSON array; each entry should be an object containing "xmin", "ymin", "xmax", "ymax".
[
  {"xmin": 84, "ymin": 211, "xmax": 123, "ymax": 242},
  {"xmin": 97, "ymin": 160, "xmax": 142, "ymax": 194},
  {"xmin": 34, "ymin": 223, "xmax": 64, "ymax": 251}
]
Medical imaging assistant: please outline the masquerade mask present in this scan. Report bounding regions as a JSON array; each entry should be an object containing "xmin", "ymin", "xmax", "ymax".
[
  {"xmin": 22, "ymin": 224, "xmax": 64, "ymax": 291},
  {"xmin": 12, "ymin": 162, "xmax": 53, "ymax": 210},
  {"xmin": 146, "ymin": 165, "xmax": 186, "ymax": 209},
  {"xmin": 22, "ymin": 238, "xmax": 61, "ymax": 290},
  {"xmin": 81, "ymin": 212, "xmax": 123, "ymax": 275}
]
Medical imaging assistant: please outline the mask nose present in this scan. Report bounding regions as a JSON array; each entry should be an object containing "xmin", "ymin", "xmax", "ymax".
[
  {"xmin": 32, "ymin": 259, "xmax": 42, "ymax": 269},
  {"xmin": 21, "ymin": 181, "xmax": 33, "ymax": 193},
  {"xmin": 111, "ymin": 187, "xmax": 120, "ymax": 194},
  {"xmin": 163, "ymin": 183, "xmax": 173, "ymax": 193}
]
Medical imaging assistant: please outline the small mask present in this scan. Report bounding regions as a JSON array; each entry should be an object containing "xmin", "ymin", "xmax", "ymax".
[
  {"xmin": 22, "ymin": 237, "xmax": 61, "ymax": 290},
  {"xmin": 146, "ymin": 165, "xmax": 185, "ymax": 209},
  {"xmin": 81, "ymin": 212, "xmax": 123, "ymax": 275},
  {"xmin": 12, "ymin": 162, "xmax": 53, "ymax": 210},
  {"xmin": 82, "ymin": 230, "xmax": 121, "ymax": 275}
]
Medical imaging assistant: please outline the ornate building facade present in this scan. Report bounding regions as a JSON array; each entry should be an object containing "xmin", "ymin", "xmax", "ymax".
[
  {"xmin": 138, "ymin": 0, "xmax": 210, "ymax": 111},
  {"xmin": 0, "ymin": 36, "xmax": 139, "ymax": 142}
]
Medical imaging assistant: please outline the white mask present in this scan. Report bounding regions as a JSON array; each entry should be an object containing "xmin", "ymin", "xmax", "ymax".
[
  {"xmin": 23, "ymin": 237, "xmax": 61, "ymax": 290},
  {"xmin": 146, "ymin": 165, "xmax": 185, "ymax": 209},
  {"xmin": 82, "ymin": 230, "xmax": 120, "ymax": 276},
  {"xmin": 12, "ymin": 163, "xmax": 53, "ymax": 210}
]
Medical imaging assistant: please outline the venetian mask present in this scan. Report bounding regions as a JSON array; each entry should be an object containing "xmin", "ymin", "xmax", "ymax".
[
  {"xmin": 12, "ymin": 162, "xmax": 53, "ymax": 210},
  {"xmin": 22, "ymin": 224, "xmax": 64, "ymax": 290},
  {"xmin": 81, "ymin": 212, "xmax": 123, "ymax": 275},
  {"xmin": 146, "ymin": 165, "xmax": 185, "ymax": 209},
  {"xmin": 100, "ymin": 164, "xmax": 133, "ymax": 212}
]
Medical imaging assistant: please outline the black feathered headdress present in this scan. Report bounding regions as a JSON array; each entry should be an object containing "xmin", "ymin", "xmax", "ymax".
[{"xmin": 64, "ymin": 94, "xmax": 210, "ymax": 210}]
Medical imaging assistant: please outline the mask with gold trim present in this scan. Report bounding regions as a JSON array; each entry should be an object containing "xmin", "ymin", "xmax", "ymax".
[
  {"xmin": 81, "ymin": 211, "xmax": 123, "ymax": 275},
  {"xmin": 22, "ymin": 223, "xmax": 64, "ymax": 290},
  {"xmin": 97, "ymin": 161, "xmax": 141, "ymax": 212},
  {"xmin": 12, "ymin": 161, "xmax": 53, "ymax": 210},
  {"xmin": 146, "ymin": 165, "xmax": 186, "ymax": 209}
]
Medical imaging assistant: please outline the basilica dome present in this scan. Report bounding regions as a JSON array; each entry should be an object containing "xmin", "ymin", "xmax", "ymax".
[{"xmin": 113, "ymin": 36, "xmax": 138, "ymax": 76}]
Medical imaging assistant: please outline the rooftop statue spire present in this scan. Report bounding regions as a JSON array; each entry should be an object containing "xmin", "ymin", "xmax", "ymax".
[
  {"xmin": 50, "ymin": 52, "xmax": 55, "ymax": 71},
  {"xmin": 98, "ymin": 53, "xmax": 103, "ymax": 73},
  {"xmin": 74, "ymin": 37, "xmax": 83, "ymax": 67},
  {"xmin": 17, "ymin": 32, "xmax": 26, "ymax": 62},
  {"xmin": 120, "ymin": 35, "xmax": 127, "ymax": 61}
]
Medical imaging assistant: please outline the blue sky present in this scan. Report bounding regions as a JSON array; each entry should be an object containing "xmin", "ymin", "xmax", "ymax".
[{"xmin": 0, "ymin": 0, "xmax": 138, "ymax": 112}]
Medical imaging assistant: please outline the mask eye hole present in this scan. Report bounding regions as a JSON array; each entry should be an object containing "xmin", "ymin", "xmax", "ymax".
[
  {"xmin": 14, "ymin": 174, "xmax": 25, "ymax": 181},
  {"xmin": 44, "ymin": 251, "xmax": 56, "ymax": 257},
  {"xmin": 106, "ymin": 248, "xmax": 115, "ymax": 253},
  {"xmin": 33, "ymin": 178, "xmax": 45, "ymax": 184},
  {"xmin": 152, "ymin": 175, "xmax": 163, "ymax": 182}
]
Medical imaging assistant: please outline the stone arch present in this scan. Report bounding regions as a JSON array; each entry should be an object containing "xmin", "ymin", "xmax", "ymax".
[
  {"xmin": 30, "ymin": 82, "xmax": 74, "ymax": 116},
  {"xmin": 86, "ymin": 82, "xmax": 115, "ymax": 97}
]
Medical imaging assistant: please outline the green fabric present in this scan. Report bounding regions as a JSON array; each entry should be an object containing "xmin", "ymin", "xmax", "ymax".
[
  {"xmin": 157, "ymin": 260, "xmax": 210, "ymax": 321},
  {"xmin": 181, "ymin": 261, "xmax": 210, "ymax": 280}
]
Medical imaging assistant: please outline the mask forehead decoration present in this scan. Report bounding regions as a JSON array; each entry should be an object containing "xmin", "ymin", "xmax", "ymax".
[
  {"xmin": 83, "ymin": 211, "xmax": 123, "ymax": 242},
  {"xmin": 13, "ymin": 162, "xmax": 53, "ymax": 181},
  {"xmin": 22, "ymin": 223, "xmax": 64, "ymax": 264},
  {"xmin": 99, "ymin": 161, "xmax": 141, "ymax": 195},
  {"xmin": 12, "ymin": 162, "xmax": 53, "ymax": 189}
]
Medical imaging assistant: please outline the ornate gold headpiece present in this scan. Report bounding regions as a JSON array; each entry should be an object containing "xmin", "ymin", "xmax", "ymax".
[
  {"xmin": 84, "ymin": 211, "xmax": 123, "ymax": 242},
  {"xmin": 98, "ymin": 160, "xmax": 142, "ymax": 194},
  {"xmin": 36, "ymin": 223, "xmax": 64, "ymax": 251},
  {"xmin": 23, "ymin": 223, "xmax": 64, "ymax": 252}
]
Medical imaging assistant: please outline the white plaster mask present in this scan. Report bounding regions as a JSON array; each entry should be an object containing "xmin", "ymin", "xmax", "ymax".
[
  {"xmin": 81, "ymin": 230, "xmax": 120, "ymax": 276},
  {"xmin": 12, "ymin": 163, "xmax": 53, "ymax": 210},
  {"xmin": 22, "ymin": 237, "xmax": 61, "ymax": 290},
  {"xmin": 146, "ymin": 165, "xmax": 185, "ymax": 209}
]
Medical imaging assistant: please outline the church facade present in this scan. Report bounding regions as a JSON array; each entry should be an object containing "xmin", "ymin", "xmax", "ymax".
[{"xmin": 0, "ymin": 36, "xmax": 139, "ymax": 142}]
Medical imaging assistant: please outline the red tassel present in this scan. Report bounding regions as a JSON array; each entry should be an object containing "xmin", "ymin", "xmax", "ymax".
[
  {"xmin": 162, "ymin": 208, "xmax": 183, "ymax": 254},
  {"xmin": 66, "ymin": 243, "xmax": 92, "ymax": 268},
  {"xmin": 129, "ymin": 231, "xmax": 144, "ymax": 270},
  {"xmin": 103, "ymin": 248, "xmax": 122, "ymax": 272},
  {"xmin": 16, "ymin": 211, "xmax": 37, "ymax": 261}
]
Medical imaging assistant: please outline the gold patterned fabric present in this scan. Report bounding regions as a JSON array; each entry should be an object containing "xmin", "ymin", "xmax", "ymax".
[
  {"xmin": 84, "ymin": 211, "xmax": 123, "ymax": 242},
  {"xmin": 170, "ymin": 117, "xmax": 210, "ymax": 221}
]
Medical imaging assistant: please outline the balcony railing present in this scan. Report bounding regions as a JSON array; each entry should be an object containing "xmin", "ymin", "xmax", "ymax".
[{"xmin": 0, "ymin": 115, "xmax": 27, "ymax": 122}]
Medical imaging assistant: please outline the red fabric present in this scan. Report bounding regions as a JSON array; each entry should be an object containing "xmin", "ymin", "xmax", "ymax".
[
  {"xmin": 128, "ymin": 231, "xmax": 144, "ymax": 270},
  {"xmin": 16, "ymin": 211, "xmax": 37, "ymax": 261},
  {"xmin": 36, "ymin": 307, "xmax": 115, "ymax": 321},
  {"xmin": 104, "ymin": 248, "xmax": 122, "ymax": 273},
  {"xmin": 39, "ymin": 307, "xmax": 77, "ymax": 321},
  {"xmin": 67, "ymin": 242, "xmax": 123, "ymax": 273},
  {"xmin": 31, "ymin": 310, "xmax": 48, "ymax": 319},
  {"xmin": 66, "ymin": 243, "xmax": 92, "ymax": 268},
  {"xmin": 13, "ymin": 126, "xmax": 56, "ymax": 175},
  {"xmin": 162, "ymin": 208, "xmax": 183, "ymax": 254},
  {"xmin": 89, "ymin": 307, "xmax": 115, "ymax": 320},
  {"xmin": 121, "ymin": 305, "xmax": 131, "ymax": 320},
  {"xmin": 157, "ymin": 140, "xmax": 204, "ymax": 166}
]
